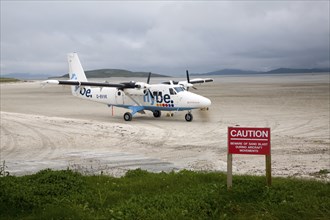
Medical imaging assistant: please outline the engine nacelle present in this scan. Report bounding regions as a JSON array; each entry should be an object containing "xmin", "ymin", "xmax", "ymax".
[
  {"xmin": 179, "ymin": 82, "xmax": 193, "ymax": 89},
  {"xmin": 135, "ymin": 82, "xmax": 150, "ymax": 89}
]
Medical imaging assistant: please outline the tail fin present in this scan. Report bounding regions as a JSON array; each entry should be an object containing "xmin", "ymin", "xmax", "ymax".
[
  {"xmin": 68, "ymin": 53, "xmax": 88, "ymax": 82},
  {"xmin": 67, "ymin": 53, "xmax": 88, "ymax": 96}
]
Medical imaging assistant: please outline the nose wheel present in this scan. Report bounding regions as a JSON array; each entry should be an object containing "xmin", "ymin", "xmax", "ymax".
[{"xmin": 185, "ymin": 112, "xmax": 193, "ymax": 122}]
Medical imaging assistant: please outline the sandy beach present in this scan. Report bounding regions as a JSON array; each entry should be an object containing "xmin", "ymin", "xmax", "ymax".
[{"xmin": 1, "ymin": 73, "xmax": 329, "ymax": 180}]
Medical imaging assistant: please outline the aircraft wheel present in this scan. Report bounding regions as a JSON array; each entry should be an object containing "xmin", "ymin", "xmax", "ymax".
[
  {"xmin": 185, "ymin": 113, "xmax": 193, "ymax": 122},
  {"xmin": 124, "ymin": 112, "xmax": 132, "ymax": 121},
  {"xmin": 153, "ymin": 110, "xmax": 161, "ymax": 118}
]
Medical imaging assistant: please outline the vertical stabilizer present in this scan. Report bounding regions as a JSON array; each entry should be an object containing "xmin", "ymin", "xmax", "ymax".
[
  {"xmin": 68, "ymin": 53, "xmax": 88, "ymax": 82},
  {"xmin": 67, "ymin": 53, "xmax": 89, "ymax": 96}
]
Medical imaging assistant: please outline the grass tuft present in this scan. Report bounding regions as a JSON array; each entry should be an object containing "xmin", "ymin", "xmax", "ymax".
[
  {"xmin": 0, "ymin": 77, "xmax": 20, "ymax": 83},
  {"xmin": 0, "ymin": 169, "xmax": 329, "ymax": 219}
]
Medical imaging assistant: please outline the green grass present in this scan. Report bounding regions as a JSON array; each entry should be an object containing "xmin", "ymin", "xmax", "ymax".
[
  {"xmin": 0, "ymin": 169, "xmax": 329, "ymax": 219},
  {"xmin": 0, "ymin": 77, "xmax": 20, "ymax": 83}
]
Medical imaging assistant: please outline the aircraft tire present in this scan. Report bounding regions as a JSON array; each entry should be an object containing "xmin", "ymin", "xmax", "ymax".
[
  {"xmin": 124, "ymin": 112, "xmax": 132, "ymax": 121},
  {"xmin": 185, "ymin": 113, "xmax": 193, "ymax": 122},
  {"xmin": 153, "ymin": 110, "xmax": 161, "ymax": 118}
]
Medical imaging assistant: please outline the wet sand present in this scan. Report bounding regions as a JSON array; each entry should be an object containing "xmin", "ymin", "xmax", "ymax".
[{"xmin": 1, "ymin": 73, "xmax": 329, "ymax": 180}]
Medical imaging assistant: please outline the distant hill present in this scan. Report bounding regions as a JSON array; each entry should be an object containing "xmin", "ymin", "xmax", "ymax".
[
  {"xmin": 193, "ymin": 69, "xmax": 260, "ymax": 76},
  {"xmin": 1, "ymin": 73, "xmax": 52, "ymax": 80},
  {"xmin": 54, "ymin": 69, "xmax": 168, "ymax": 79},
  {"xmin": 265, "ymin": 68, "xmax": 330, "ymax": 74},
  {"xmin": 4, "ymin": 67, "xmax": 329, "ymax": 80},
  {"xmin": 192, "ymin": 67, "xmax": 330, "ymax": 76}
]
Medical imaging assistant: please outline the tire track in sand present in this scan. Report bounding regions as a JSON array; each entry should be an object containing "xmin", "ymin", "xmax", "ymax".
[
  {"xmin": 1, "ymin": 117, "xmax": 57, "ymax": 160},
  {"xmin": 0, "ymin": 126, "xmax": 19, "ymax": 158},
  {"xmin": 0, "ymin": 113, "xmax": 74, "ymax": 161}
]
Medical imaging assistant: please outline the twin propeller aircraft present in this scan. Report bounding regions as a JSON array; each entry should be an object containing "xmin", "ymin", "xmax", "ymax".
[{"xmin": 43, "ymin": 53, "xmax": 213, "ymax": 122}]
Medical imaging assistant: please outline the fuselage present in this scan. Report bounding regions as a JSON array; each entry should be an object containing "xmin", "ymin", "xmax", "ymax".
[{"xmin": 74, "ymin": 83, "xmax": 211, "ymax": 111}]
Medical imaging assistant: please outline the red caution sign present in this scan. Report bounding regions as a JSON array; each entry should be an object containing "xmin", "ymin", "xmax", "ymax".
[{"xmin": 228, "ymin": 127, "xmax": 271, "ymax": 155}]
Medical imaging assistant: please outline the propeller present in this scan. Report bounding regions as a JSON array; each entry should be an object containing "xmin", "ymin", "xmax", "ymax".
[
  {"xmin": 147, "ymin": 72, "xmax": 151, "ymax": 84},
  {"xmin": 147, "ymin": 89, "xmax": 154, "ymax": 99},
  {"xmin": 185, "ymin": 70, "xmax": 197, "ymax": 90},
  {"xmin": 186, "ymin": 70, "xmax": 190, "ymax": 91},
  {"xmin": 186, "ymin": 70, "xmax": 190, "ymax": 83}
]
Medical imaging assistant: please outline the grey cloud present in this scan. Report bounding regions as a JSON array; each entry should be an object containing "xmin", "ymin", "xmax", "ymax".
[{"xmin": 1, "ymin": 1, "xmax": 329, "ymax": 75}]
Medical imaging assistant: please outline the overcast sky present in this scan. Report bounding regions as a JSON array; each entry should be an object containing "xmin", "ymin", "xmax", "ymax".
[{"xmin": 1, "ymin": 1, "xmax": 329, "ymax": 76}]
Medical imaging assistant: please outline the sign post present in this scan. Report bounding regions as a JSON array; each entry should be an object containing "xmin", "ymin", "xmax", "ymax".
[
  {"xmin": 266, "ymin": 154, "xmax": 271, "ymax": 186},
  {"xmin": 227, "ymin": 153, "xmax": 233, "ymax": 189},
  {"xmin": 227, "ymin": 127, "xmax": 271, "ymax": 189}
]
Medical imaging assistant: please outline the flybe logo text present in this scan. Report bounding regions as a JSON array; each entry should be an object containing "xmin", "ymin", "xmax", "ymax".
[
  {"xmin": 80, "ymin": 88, "xmax": 92, "ymax": 98},
  {"xmin": 144, "ymin": 93, "xmax": 174, "ymax": 106}
]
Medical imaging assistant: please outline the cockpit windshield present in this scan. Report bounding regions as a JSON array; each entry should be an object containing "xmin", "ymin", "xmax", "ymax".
[{"xmin": 174, "ymin": 87, "xmax": 184, "ymax": 93}]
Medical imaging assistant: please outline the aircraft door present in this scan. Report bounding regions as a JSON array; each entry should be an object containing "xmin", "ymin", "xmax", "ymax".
[{"xmin": 115, "ymin": 90, "xmax": 124, "ymax": 105}]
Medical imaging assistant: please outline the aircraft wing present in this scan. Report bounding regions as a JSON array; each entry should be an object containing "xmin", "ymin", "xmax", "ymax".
[
  {"xmin": 178, "ymin": 78, "xmax": 213, "ymax": 89},
  {"xmin": 42, "ymin": 80, "xmax": 136, "ymax": 89},
  {"xmin": 189, "ymin": 78, "xmax": 214, "ymax": 84}
]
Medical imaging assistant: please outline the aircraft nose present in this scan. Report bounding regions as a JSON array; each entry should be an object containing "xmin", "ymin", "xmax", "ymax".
[
  {"xmin": 202, "ymin": 97, "xmax": 211, "ymax": 107},
  {"xmin": 185, "ymin": 93, "xmax": 212, "ymax": 108}
]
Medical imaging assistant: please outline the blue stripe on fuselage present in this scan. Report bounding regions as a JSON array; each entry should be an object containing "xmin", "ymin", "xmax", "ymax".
[{"xmin": 108, "ymin": 104, "xmax": 194, "ymax": 112}]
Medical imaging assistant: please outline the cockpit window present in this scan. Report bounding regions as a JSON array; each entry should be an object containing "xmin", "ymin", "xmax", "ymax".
[
  {"xmin": 169, "ymin": 88, "xmax": 176, "ymax": 95},
  {"xmin": 174, "ymin": 87, "xmax": 184, "ymax": 93}
]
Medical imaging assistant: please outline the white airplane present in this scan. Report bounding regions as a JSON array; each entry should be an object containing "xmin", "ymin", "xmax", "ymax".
[{"xmin": 42, "ymin": 53, "xmax": 213, "ymax": 122}]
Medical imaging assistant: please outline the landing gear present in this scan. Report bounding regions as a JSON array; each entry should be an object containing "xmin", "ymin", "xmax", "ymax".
[
  {"xmin": 153, "ymin": 110, "xmax": 161, "ymax": 118},
  {"xmin": 166, "ymin": 112, "xmax": 174, "ymax": 117},
  {"xmin": 123, "ymin": 112, "xmax": 132, "ymax": 121},
  {"xmin": 185, "ymin": 112, "xmax": 193, "ymax": 122}
]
